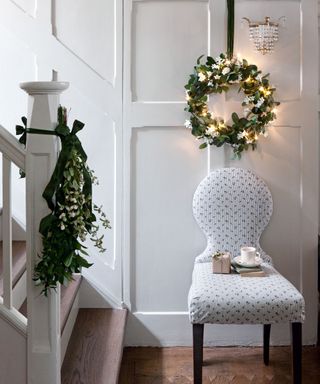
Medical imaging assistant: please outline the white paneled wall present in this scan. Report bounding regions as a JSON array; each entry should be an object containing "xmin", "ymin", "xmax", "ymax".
[
  {"xmin": 0, "ymin": 0, "xmax": 318, "ymax": 347},
  {"xmin": 124, "ymin": 0, "xmax": 318, "ymax": 346},
  {"xmin": 131, "ymin": 0, "xmax": 209, "ymax": 102},
  {"xmin": 11, "ymin": 0, "xmax": 36, "ymax": 17},
  {"xmin": 0, "ymin": 0, "xmax": 123, "ymax": 306},
  {"xmin": 54, "ymin": 0, "xmax": 116, "ymax": 82},
  {"xmin": 131, "ymin": 127, "xmax": 207, "ymax": 312}
]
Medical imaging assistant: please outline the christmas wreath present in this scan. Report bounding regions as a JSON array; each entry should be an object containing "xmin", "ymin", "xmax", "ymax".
[{"xmin": 184, "ymin": 53, "xmax": 280, "ymax": 157}]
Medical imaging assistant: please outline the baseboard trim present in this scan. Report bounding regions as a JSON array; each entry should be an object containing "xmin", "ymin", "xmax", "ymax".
[
  {"xmin": 79, "ymin": 276, "xmax": 122, "ymax": 309},
  {"xmin": 125, "ymin": 312, "xmax": 315, "ymax": 347}
]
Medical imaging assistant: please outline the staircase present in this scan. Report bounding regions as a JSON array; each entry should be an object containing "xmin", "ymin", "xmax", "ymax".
[
  {"xmin": 0, "ymin": 82, "xmax": 127, "ymax": 384},
  {"xmin": 0, "ymin": 241, "xmax": 127, "ymax": 384}
]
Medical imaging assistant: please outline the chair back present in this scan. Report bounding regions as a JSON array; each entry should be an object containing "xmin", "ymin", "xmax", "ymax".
[{"xmin": 193, "ymin": 168, "xmax": 273, "ymax": 263}]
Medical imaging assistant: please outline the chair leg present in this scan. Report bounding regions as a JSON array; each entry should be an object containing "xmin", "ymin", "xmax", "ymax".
[
  {"xmin": 263, "ymin": 324, "xmax": 271, "ymax": 366},
  {"xmin": 193, "ymin": 324, "xmax": 204, "ymax": 384},
  {"xmin": 291, "ymin": 322, "xmax": 302, "ymax": 384}
]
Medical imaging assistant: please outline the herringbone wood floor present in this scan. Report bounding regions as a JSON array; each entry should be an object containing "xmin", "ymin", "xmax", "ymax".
[{"xmin": 119, "ymin": 346, "xmax": 320, "ymax": 383}]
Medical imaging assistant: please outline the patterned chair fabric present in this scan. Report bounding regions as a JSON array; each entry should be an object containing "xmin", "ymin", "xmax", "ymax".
[
  {"xmin": 188, "ymin": 167, "xmax": 305, "ymax": 325},
  {"xmin": 192, "ymin": 167, "xmax": 273, "ymax": 264},
  {"xmin": 188, "ymin": 262, "xmax": 305, "ymax": 324}
]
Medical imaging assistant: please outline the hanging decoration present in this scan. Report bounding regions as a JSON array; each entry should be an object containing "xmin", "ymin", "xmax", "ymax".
[
  {"xmin": 16, "ymin": 107, "xmax": 111, "ymax": 295},
  {"xmin": 184, "ymin": 0, "xmax": 280, "ymax": 158}
]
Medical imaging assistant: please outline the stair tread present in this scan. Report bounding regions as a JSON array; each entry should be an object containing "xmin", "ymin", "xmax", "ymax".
[
  {"xmin": 19, "ymin": 274, "xmax": 82, "ymax": 334},
  {"xmin": 0, "ymin": 241, "xmax": 26, "ymax": 296},
  {"xmin": 61, "ymin": 308, "xmax": 127, "ymax": 384}
]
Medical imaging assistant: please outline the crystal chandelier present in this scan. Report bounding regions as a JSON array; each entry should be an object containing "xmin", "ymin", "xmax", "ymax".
[{"xmin": 243, "ymin": 16, "xmax": 285, "ymax": 55}]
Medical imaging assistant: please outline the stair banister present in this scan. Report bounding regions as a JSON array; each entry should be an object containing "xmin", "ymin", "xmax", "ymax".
[
  {"xmin": 21, "ymin": 81, "xmax": 69, "ymax": 384},
  {"xmin": 0, "ymin": 123, "xmax": 26, "ymax": 312},
  {"xmin": 2, "ymin": 155, "xmax": 13, "ymax": 309},
  {"xmin": 0, "ymin": 123, "xmax": 27, "ymax": 333}
]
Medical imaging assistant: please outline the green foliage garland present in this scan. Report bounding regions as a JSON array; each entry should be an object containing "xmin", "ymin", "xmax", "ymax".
[
  {"xmin": 16, "ymin": 107, "xmax": 110, "ymax": 295},
  {"xmin": 184, "ymin": 53, "xmax": 280, "ymax": 157}
]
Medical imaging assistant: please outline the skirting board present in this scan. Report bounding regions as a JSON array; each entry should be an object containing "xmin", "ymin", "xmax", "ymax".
[
  {"xmin": 125, "ymin": 312, "xmax": 316, "ymax": 347},
  {"xmin": 79, "ymin": 276, "xmax": 122, "ymax": 309}
]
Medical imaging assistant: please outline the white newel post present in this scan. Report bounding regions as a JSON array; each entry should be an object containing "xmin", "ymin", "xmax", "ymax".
[{"xmin": 20, "ymin": 81, "xmax": 69, "ymax": 384}]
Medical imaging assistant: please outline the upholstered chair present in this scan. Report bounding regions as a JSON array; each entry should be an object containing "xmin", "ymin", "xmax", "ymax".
[{"xmin": 188, "ymin": 168, "xmax": 305, "ymax": 384}]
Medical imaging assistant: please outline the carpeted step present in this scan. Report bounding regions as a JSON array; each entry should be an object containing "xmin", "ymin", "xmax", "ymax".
[
  {"xmin": 0, "ymin": 241, "xmax": 26, "ymax": 296},
  {"xmin": 19, "ymin": 274, "xmax": 82, "ymax": 334},
  {"xmin": 62, "ymin": 308, "xmax": 127, "ymax": 384}
]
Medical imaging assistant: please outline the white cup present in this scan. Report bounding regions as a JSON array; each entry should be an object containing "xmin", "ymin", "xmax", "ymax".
[{"xmin": 240, "ymin": 246, "xmax": 260, "ymax": 264}]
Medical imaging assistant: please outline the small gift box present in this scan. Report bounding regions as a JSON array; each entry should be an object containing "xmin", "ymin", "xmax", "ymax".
[{"xmin": 212, "ymin": 252, "xmax": 231, "ymax": 274}]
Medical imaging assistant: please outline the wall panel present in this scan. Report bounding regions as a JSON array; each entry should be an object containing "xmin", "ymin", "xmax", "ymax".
[
  {"xmin": 10, "ymin": 0, "xmax": 35, "ymax": 17},
  {"xmin": 132, "ymin": 127, "xmax": 207, "ymax": 311},
  {"xmin": 132, "ymin": 0, "xmax": 209, "ymax": 101},
  {"xmin": 0, "ymin": 25, "xmax": 35, "ymax": 134},
  {"xmin": 54, "ymin": 0, "xmax": 116, "ymax": 83}
]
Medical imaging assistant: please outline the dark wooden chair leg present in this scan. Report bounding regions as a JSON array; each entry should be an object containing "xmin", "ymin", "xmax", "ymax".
[
  {"xmin": 263, "ymin": 324, "xmax": 271, "ymax": 366},
  {"xmin": 291, "ymin": 322, "xmax": 302, "ymax": 384},
  {"xmin": 193, "ymin": 323, "xmax": 204, "ymax": 384}
]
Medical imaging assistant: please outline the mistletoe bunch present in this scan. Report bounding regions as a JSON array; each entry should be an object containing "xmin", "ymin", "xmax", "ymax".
[{"xmin": 17, "ymin": 107, "xmax": 110, "ymax": 295}]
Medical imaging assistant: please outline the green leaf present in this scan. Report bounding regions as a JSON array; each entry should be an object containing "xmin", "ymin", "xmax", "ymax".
[
  {"xmin": 231, "ymin": 112, "xmax": 239, "ymax": 123},
  {"xmin": 199, "ymin": 142, "xmax": 208, "ymax": 149},
  {"xmin": 79, "ymin": 248, "xmax": 89, "ymax": 256},
  {"xmin": 206, "ymin": 56, "xmax": 214, "ymax": 65},
  {"xmin": 64, "ymin": 254, "xmax": 73, "ymax": 267}
]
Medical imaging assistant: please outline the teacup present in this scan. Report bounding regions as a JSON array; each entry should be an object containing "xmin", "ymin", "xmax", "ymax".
[{"xmin": 240, "ymin": 246, "xmax": 260, "ymax": 264}]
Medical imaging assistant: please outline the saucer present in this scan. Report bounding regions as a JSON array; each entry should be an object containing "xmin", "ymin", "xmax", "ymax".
[{"xmin": 233, "ymin": 255, "xmax": 263, "ymax": 268}]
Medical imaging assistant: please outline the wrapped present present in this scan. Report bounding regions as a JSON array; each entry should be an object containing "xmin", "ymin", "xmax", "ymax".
[{"xmin": 212, "ymin": 252, "xmax": 231, "ymax": 274}]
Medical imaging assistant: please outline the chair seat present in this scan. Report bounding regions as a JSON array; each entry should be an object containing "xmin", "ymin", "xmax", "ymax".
[{"xmin": 188, "ymin": 262, "xmax": 305, "ymax": 325}]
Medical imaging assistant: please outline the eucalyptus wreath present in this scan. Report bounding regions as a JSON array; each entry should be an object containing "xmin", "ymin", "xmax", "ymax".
[
  {"xmin": 16, "ymin": 106, "xmax": 110, "ymax": 295},
  {"xmin": 184, "ymin": 53, "xmax": 280, "ymax": 157}
]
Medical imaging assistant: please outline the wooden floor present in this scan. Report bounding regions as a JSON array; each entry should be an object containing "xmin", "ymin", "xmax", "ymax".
[{"xmin": 119, "ymin": 346, "xmax": 320, "ymax": 383}]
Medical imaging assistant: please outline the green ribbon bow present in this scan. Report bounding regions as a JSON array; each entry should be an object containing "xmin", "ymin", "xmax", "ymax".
[
  {"xmin": 16, "ymin": 117, "xmax": 58, "ymax": 146},
  {"xmin": 227, "ymin": 0, "xmax": 235, "ymax": 59},
  {"xmin": 15, "ymin": 106, "xmax": 95, "ymax": 234}
]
